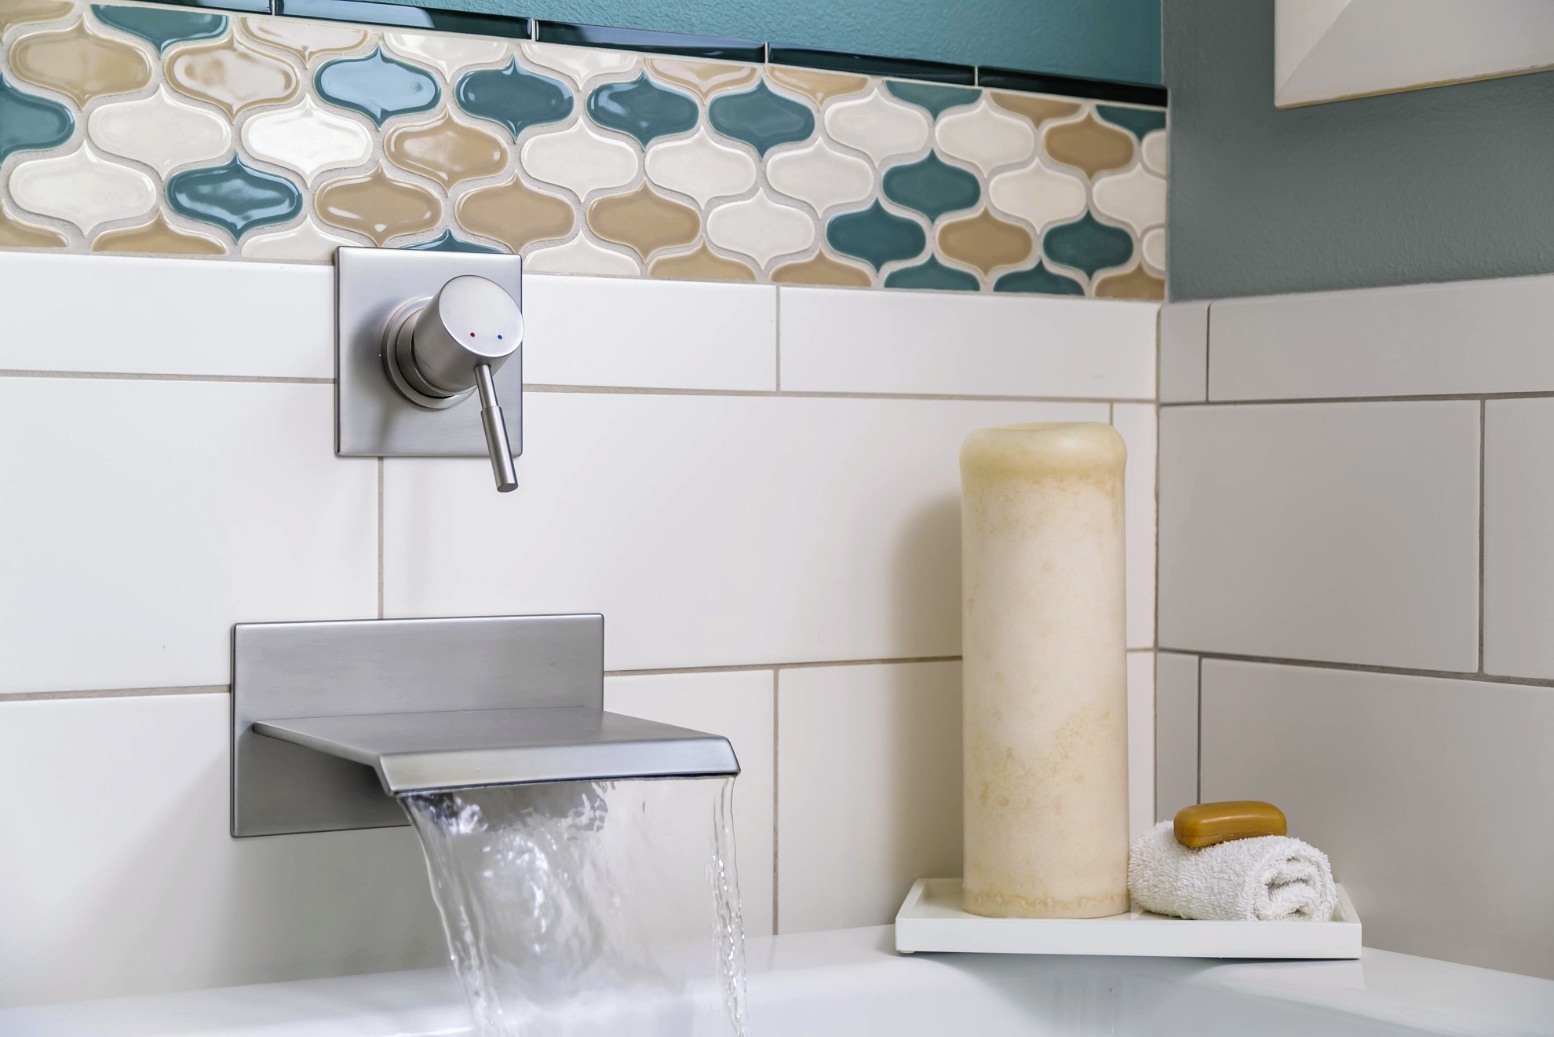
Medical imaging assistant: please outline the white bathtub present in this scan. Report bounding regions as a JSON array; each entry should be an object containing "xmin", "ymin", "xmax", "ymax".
[{"xmin": 3, "ymin": 926, "xmax": 1549, "ymax": 1035}]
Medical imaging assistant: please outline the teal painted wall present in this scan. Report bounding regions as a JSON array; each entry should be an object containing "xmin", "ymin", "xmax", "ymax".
[{"xmin": 403, "ymin": 0, "xmax": 1163, "ymax": 85}]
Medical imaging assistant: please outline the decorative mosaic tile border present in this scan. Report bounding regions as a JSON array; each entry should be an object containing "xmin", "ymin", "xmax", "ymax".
[{"xmin": 0, "ymin": 0, "xmax": 1167, "ymax": 298}]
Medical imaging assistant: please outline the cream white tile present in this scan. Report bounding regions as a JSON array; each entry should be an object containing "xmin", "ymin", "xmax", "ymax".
[
  {"xmin": 524, "ymin": 275, "xmax": 776, "ymax": 391},
  {"xmin": 1201, "ymin": 660, "xmax": 1554, "ymax": 979},
  {"xmin": 0, "ymin": 379, "xmax": 376, "ymax": 693},
  {"xmin": 604, "ymin": 670, "xmax": 775, "ymax": 936},
  {"xmin": 1209, "ymin": 274, "xmax": 1554, "ymax": 401},
  {"xmin": 1113, "ymin": 402, "xmax": 1157, "ymax": 649},
  {"xmin": 0, "ymin": 694, "xmax": 445, "ymax": 1008},
  {"xmin": 776, "ymin": 661, "xmax": 961, "ymax": 933},
  {"xmin": 1126, "ymin": 650, "xmax": 1155, "ymax": 843},
  {"xmin": 1485, "ymin": 399, "xmax": 1554, "ymax": 678},
  {"xmin": 778, "ymin": 286, "xmax": 1157, "ymax": 399},
  {"xmin": 1153, "ymin": 651, "xmax": 1199, "ymax": 823},
  {"xmin": 1158, "ymin": 301, "xmax": 1208, "ymax": 403},
  {"xmin": 1159, "ymin": 402, "xmax": 1480, "ymax": 670},
  {"xmin": 0, "ymin": 253, "xmax": 334, "ymax": 378},
  {"xmin": 9, "ymin": 146, "xmax": 156, "ymax": 235},
  {"xmin": 383, "ymin": 393, "xmax": 1104, "ymax": 670}
]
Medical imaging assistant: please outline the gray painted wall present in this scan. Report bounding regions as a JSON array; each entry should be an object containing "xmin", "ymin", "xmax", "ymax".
[
  {"xmin": 400, "ymin": 0, "xmax": 1162, "ymax": 84},
  {"xmin": 1165, "ymin": 0, "xmax": 1554, "ymax": 300}
]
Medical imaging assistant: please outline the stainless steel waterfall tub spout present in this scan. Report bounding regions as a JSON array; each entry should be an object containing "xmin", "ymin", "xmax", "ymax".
[{"xmin": 230, "ymin": 615, "xmax": 739, "ymax": 837}]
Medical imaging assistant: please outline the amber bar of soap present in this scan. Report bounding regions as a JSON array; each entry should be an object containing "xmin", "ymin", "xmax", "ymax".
[{"xmin": 1174, "ymin": 801, "xmax": 1287, "ymax": 848}]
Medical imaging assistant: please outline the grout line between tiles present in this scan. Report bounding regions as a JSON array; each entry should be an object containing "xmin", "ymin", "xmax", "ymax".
[
  {"xmin": 1181, "ymin": 650, "xmax": 1554, "ymax": 689},
  {"xmin": 1478, "ymin": 400, "xmax": 1487, "ymax": 673},
  {"xmin": 1194, "ymin": 655, "xmax": 1202, "ymax": 804},
  {"xmin": 1161, "ymin": 390, "xmax": 1554, "ymax": 407},
  {"xmin": 3, "ymin": 685, "xmax": 228, "ymax": 703},
  {"xmin": 524, "ymin": 384, "xmax": 1150, "ymax": 405},
  {"xmin": 0, "ymin": 369, "xmax": 333, "ymax": 385},
  {"xmin": 771, "ymin": 668, "xmax": 780, "ymax": 936},
  {"xmin": 606, "ymin": 655, "xmax": 962, "ymax": 678},
  {"xmin": 1202, "ymin": 301, "xmax": 1211, "ymax": 402}
]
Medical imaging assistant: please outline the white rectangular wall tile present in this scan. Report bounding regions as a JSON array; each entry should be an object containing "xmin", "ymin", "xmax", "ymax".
[
  {"xmin": 0, "ymin": 254, "xmax": 333, "ymax": 379},
  {"xmin": 1158, "ymin": 402, "xmax": 1480, "ymax": 670},
  {"xmin": 1126, "ymin": 650, "xmax": 1155, "ymax": 843},
  {"xmin": 1484, "ymin": 399, "xmax": 1554, "ymax": 678},
  {"xmin": 1158, "ymin": 301, "xmax": 1208, "ymax": 403},
  {"xmin": 1113, "ymin": 403, "xmax": 1157, "ymax": 649},
  {"xmin": 0, "ymin": 379, "xmax": 376, "ymax": 694},
  {"xmin": 777, "ymin": 286, "xmax": 1157, "ymax": 400},
  {"xmin": 0, "ymin": 694, "xmax": 445, "ymax": 1008},
  {"xmin": 1208, "ymin": 274, "xmax": 1554, "ymax": 401},
  {"xmin": 525, "ymin": 276, "xmax": 777, "ymax": 391},
  {"xmin": 384, "ymin": 393, "xmax": 1105, "ymax": 671},
  {"xmin": 776, "ymin": 661, "xmax": 961, "ymax": 934},
  {"xmin": 603, "ymin": 670, "xmax": 775, "ymax": 936},
  {"xmin": 1200, "ymin": 660, "xmax": 1554, "ymax": 980},
  {"xmin": 1154, "ymin": 651, "xmax": 1199, "ymax": 822}
]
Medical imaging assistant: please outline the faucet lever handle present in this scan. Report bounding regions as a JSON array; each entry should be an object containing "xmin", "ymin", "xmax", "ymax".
[{"xmin": 474, "ymin": 362, "xmax": 518, "ymax": 493}]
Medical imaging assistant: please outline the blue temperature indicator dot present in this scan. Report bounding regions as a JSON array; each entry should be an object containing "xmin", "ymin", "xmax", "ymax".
[{"xmin": 497, "ymin": 334, "xmax": 504, "ymax": 340}]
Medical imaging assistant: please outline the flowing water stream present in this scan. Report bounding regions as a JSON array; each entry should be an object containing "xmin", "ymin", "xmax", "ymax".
[{"xmin": 401, "ymin": 777, "xmax": 747, "ymax": 1036}]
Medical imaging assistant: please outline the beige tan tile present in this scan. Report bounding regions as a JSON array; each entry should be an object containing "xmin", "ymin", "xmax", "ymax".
[
  {"xmin": 0, "ymin": 203, "xmax": 68, "ymax": 249},
  {"xmin": 587, "ymin": 184, "xmax": 700, "ymax": 261},
  {"xmin": 936, "ymin": 208, "xmax": 1034, "ymax": 276},
  {"xmin": 0, "ymin": 0, "xmax": 74, "ymax": 36},
  {"xmin": 316, "ymin": 164, "xmax": 442, "ymax": 246},
  {"xmin": 166, "ymin": 34, "xmax": 299, "ymax": 119},
  {"xmin": 767, "ymin": 65, "xmax": 868, "ymax": 105},
  {"xmin": 91, "ymin": 212, "xmax": 227, "ymax": 256},
  {"xmin": 1094, "ymin": 262, "xmax": 1164, "ymax": 300},
  {"xmin": 647, "ymin": 57, "xmax": 758, "ymax": 100},
  {"xmin": 11, "ymin": 18, "xmax": 151, "ymax": 107},
  {"xmin": 384, "ymin": 111, "xmax": 508, "ymax": 189},
  {"xmin": 989, "ymin": 90, "xmax": 1082, "ymax": 129},
  {"xmin": 1044, "ymin": 112, "xmax": 1135, "ymax": 178},
  {"xmin": 240, "ymin": 16, "xmax": 368, "ymax": 62},
  {"xmin": 772, "ymin": 251, "xmax": 873, "ymax": 287},
  {"xmin": 649, "ymin": 244, "xmax": 756, "ymax": 283},
  {"xmin": 456, "ymin": 177, "xmax": 575, "ymax": 251}
]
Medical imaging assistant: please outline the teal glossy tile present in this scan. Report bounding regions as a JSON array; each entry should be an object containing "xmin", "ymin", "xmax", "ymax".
[
  {"xmin": 994, "ymin": 261, "xmax": 1085, "ymax": 295},
  {"xmin": 708, "ymin": 81, "xmax": 814, "ymax": 157},
  {"xmin": 825, "ymin": 200, "xmax": 925, "ymax": 272},
  {"xmin": 884, "ymin": 256, "xmax": 979, "ymax": 291},
  {"xmin": 1042, "ymin": 212, "xmax": 1134, "ymax": 279},
  {"xmin": 91, "ymin": 5, "xmax": 226, "ymax": 53},
  {"xmin": 0, "ymin": 75, "xmax": 74, "ymax": 163},
  {"xmin": 1096, "ymin": 104, "xmax": 1166, "ymax": 140},
  {"xmin": 167, "ymin": 155, "xmax": 302, "ymax": 240},
  {"xmin": 884, "ymin": 80, "xmax": 978, "ymax": 118},
  {"xmin": 588, "ymin": 72, "xmax": 697, "ymax": 146},
  {"xmin": 406, "ymin": 229, "xmax": 501, "ymax": 253},
  {"xmin": 881, "ymin": 152, "xmax": 979, "ymax": 222},
  {"xmin": 316, "ymin": 46, "xmax": 439, "ymax": 126},
  {"xmin": 456, "ymin": 59, "xmax": 572, "ymax": 139}
]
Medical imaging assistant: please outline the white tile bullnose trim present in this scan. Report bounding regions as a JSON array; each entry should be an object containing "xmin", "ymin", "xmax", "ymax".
[{"xmin": 1158, "ymin": 301, "xmax": 1208, "ymax": 403}]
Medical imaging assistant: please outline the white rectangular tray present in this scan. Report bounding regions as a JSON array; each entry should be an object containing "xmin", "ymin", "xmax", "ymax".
[{"xmin": 895, "ymin": 878, "xmax": 1361, "ymax": 959}]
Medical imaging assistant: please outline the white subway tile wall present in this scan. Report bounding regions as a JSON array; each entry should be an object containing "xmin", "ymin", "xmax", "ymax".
[{"xmin": 0, "ymin": 253, "xmax": 1159, "ymax": 1006}]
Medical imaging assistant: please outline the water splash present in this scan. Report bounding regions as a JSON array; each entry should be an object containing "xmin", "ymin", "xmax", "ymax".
[{"xmin": 401, "ymin": 777, "xmax": 747, "ymax": 1036}]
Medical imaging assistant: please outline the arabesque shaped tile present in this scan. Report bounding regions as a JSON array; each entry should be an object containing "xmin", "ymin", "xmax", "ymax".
[
  {"xmin": 772, "ymin": 251, "xmax": 873, "ymax": 287},
  {"xmin": 1092, "ymin": 163, "xmax": 1166, "ymax": 235},
  {"xmin": 1094, "ymin": 262, "xmax": 1164, "ymax": 300},
  {"xmin": 9, "ymin": 145, "xmax": 155, "ymax": 234},
  {"xmin": 525, "ymin": 234, "xmax": 640, "ymax": 276},
  {"xmin": 1141, "ymin": 226, "xmax": 1165, "ymax": 273},
  {"xmin": 1141, "ymin": 131, "xmax": 1167, "ymax": 176},
  {"xmin": 314, "ymin": 45, "xmax": 437, "ymax": 126},
  {"xmin": 91, "ymin": 211, "xmax": 226, "ymax": 255},
  {"xmin": 993, "ymin": 261, "xmax": 1084, "ymax": 296},
  {"xmin": 766, "ymin": 65, "xmax": 866, "ymax": 106},
  {"xmin": 0, "ymin": 0, "xmax": 74, "ymax": 36},
  {"xmin": 11, "ymin": 18, "xmax": 151, "ymax": 107},
  {"xmin": 885, "ymin": 80, "xmax": 977, "ymax": 119},
  {"xmin": 643, "ymin": 126, "xmax": 757, "ymax": 207},
  {"xmin": 521, "ymin": 41, "xmax": 637, "ymax": 89},
  {"xmin": 587, "ymin": 183, "xmax": 700, "ymax": 260},
  {"xmin": 883, "ymin": 256, "xmax": 980, "ymax": 291},
  {"xmin": 881, "ymin": 152, "xmax": 980, "ymax": 222},
  {"xmin": 1042, "ymin": 212, "xmax": 1134, "ymax": 279},
  {"xmin": 241, "ymin": 95, "xmax": 372, "ymax": 182},
  {"xmin": 765, "ymin": 136, "xmax": 873, "ymax": 216},
  {"xmin": 1096, "ymin": 103, "xmax": 1166, "ymax": 140},
  {"xmin": 0, "ymin": 202, "xmax": 68, "ymax": 249},
  {"xmin": 0, "ymin": 75, "xmax": 74, "ymax": 164},
  {"xmin": 649, "ymin": 243, "xmax": 756, "ymax": 283},
  {"xmin": 708, "ymin": 81, "xmax": 815, "ymax": 157},
  {"xmin": 384, "ymin": 110, "xmax": 508, "ymax": 188},
  {"xmin": 89, "ymin": 86, "xmax": 230, "ymax": 178},
  {"xmin": 167, "ymin": 155, "xmax": 303, "ymax": 240},
  {"xmin": 647, "ymin": 57, "xmax": 758, "ymax": 101},
  {"xmin": 587, "ymin": 72, "xmax": 698, "ymax": 147},
  {"xmin": 936, "ymin": 99, "xmax": 1035, "ymax": 176},
  {"xmin": 456, "ymin": 176, "xmax": 575, "ymax": 250},
  {"xmin": 988, "ymin": 159, "xmax": 1087, "ymax": 231},
  {"xmin": 91, "ymin": 5, "xmax": 226, "ymax": 53},
  {"xmin": 406, "ymin": 228, "xmax": 501, "ymax": 253},
  {"xmin": 242, "ymin": 17, "xmax": 367, "ymax": 62},
  {"xmin": 315, "ymin": 164, "xmax": 441, "ymax": 245},
  {"xmin": 988, "ymin": 90, "xmax": 1081, "ymax": 129},
  {"xmin": 1044, "ymin": 112, "xmax": 1135, "ymax": 178},
  {"xmin": 240, "ymin": 217, "xmax": 357, "ymax": 260},
  {"xmin": 167, "ymin": 33, "xmax": 298, "ymax": 119},
  {"xmin": 520, "ymin": 119, "xmax": 638, "ymax": 199},
  {"xmin": 825, "ymin": 200, "xmax": 925, "ymax": 272},
  {"xmin": 937, "ymin": 208, "xmax": 1033, "ymax": 276},
  {"xmin": 706, "ymin": 190, "xmax": 815, "ymax": 267},
  {"xmin": 384, "ymin": 30, "xmax": 507, "ymax": 80},
  {"xmin": 824, "ymin": 89, "xmax": 930, "ymax": 165},
  {"xmin": 456, "ymin": 59, "xmax": 572, "ymax": 138}
]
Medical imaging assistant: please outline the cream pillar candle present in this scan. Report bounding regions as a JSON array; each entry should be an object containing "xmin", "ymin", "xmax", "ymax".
[{"xmin": 960, "ymin": 423, "xmax": 1129, "ymax": 919}]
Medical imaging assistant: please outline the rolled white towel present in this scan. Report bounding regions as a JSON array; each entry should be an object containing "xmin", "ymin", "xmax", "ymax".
[{"xmin": 1127, "ymin": 820, "xmax": 1338, "ymax": 922}]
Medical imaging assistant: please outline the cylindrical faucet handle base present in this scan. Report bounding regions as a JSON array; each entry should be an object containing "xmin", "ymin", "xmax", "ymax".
[{"xmin": 475, "ymin": 363, "xmax": 518, "ymax": 492}]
